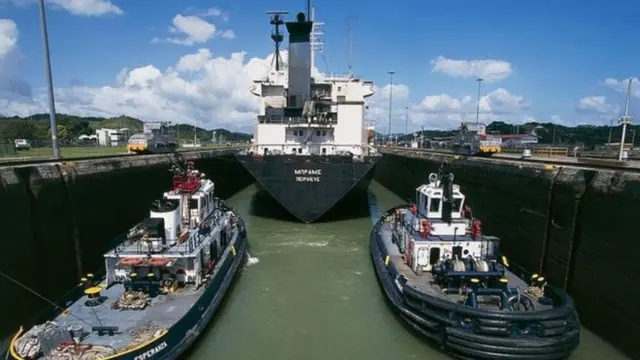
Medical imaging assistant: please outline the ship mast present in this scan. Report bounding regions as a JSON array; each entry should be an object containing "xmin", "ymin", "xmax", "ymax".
[
  {"xmin": 310, "ymin": 6, "xmax": 324, "ymax": 78},
  {"xmin": 266, "ymin": 10, "xmax": 287, "ymax": 71}
]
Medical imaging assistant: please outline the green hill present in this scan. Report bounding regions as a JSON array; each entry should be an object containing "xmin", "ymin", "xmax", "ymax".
[{"xmin": 0, "ymin": 114, "xmax": 252, "ymax": 143}]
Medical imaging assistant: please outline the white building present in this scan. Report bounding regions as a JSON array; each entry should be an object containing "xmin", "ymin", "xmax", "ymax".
[{"xmin": 94, "ymin": 128, "xmax": 128, "ymax": 146}]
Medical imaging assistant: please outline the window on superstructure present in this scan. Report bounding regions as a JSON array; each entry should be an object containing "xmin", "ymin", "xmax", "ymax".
[
  {"xmin": 316, "ymin": 131, "xmax": 321, "ymax": 136},
  {"xmin": 337, "ymin": 86, "xmax": 342, "ymax": 92},
  {"xmin": 429, "ymin": 198, "xmax": 441, "ymax": 212},
  {"xmin": 298, "ymin": 148, "xmax": 302, "ymax": 154},
  {"xmin": 322, "ymin": 131, "xmax": 326, "ymax": 136},
  {"xmin": 452, "ymin": 198, "xmax": 463, "ymax": 212},
  {"xmin": 189, "ymin": 198, "xmax": 199, "ymax": 210},
  {"xmin": 322, "ymin": 148, "xmax": 326, "ymax": 154}
]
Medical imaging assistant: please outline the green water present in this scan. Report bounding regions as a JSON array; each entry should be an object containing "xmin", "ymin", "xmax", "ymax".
[{"xmin": 187, "ymin": 182, "xmax": 629, "ymax": 360}]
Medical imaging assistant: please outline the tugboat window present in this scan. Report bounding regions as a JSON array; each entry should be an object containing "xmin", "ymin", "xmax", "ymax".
[
  {"xmin": 190, "ymin": 199, "xmax": 199, "ymax": 210},
  {"xmin": 453, "ymin": 198, "xmax": 463, "ymax": 212},
  {"xmin": 298, "ymin": 148, "xmax": 302, "ymax": 154},
  {"xmin": 316, "ymin": 130, "xmax": 321, "ymax": 136},
  {"xmin": 429, "ymin": 198, "xmax": 441, "ymax": 212},
  {"xmin": 322, "ymin": 148, "xmax": 327, "ymax": 154}
]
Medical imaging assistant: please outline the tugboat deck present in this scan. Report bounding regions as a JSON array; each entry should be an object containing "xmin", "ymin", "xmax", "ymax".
[
  {"xmin": 378, "ymin": 223, "xmax": 553, "ymax": 311},
  {"xmin": 46, "ymin": 225, "xmax": 239, "ymax": 353},
  {"xmin": 50, "ymin": 281, "xmax": 201, "ymax": 350}
]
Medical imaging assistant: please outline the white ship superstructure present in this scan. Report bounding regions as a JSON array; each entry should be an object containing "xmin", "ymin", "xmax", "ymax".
[{"xmin": 249, "ymin": 9, "xmax": 375, "ymax": 157}]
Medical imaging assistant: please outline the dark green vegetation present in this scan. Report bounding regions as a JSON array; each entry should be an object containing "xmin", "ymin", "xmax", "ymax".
[
  {"xmin": 374, "ymin": 152, "xmax": 640, "ymax": 359},
  {"xmin": 386, "ymin": 121, "xmax": 640, "ymax": 147},
  {"xmin": 0, "ymin": 151, "xmax": 254, "ymax": 340},
  {"xmin": 0, "ymin": 114, "xmax": 252, "ymax": 143}
]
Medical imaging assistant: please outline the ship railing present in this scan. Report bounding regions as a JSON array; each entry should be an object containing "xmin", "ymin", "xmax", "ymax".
[
  {"xmin": 110, "ymin": 204, "xmax": 226, "ymax": 256},
  {"xmin": 257, "ymin": 115, "xmax": 337, "ymax": 125}
]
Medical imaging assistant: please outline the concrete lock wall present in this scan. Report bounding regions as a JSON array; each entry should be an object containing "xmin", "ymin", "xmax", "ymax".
[
  {"xmin": 0, "ymin": 151, "xmax": 253, "ymax": 339},
  {"xmin": 374, "ymin": 152, "xmax": 640, "ymax": 359}
]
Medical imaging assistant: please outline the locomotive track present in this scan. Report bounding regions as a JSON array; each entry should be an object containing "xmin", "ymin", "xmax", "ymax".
[
  {"xmin": 0, "ymin": 147, "xmax": 246, "ymax": 168},
  {"xmin": 379, "ymin": 147, "xmax": 640, "ymax": 173}
]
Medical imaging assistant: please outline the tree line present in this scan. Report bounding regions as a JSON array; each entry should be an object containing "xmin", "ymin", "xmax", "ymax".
[{"xmin": 0, "ymin": 114, "xmax": 253, "ymax": 143}]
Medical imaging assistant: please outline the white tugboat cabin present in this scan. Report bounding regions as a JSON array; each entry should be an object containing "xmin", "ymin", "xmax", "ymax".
[{"xmin": 393, "ymin": 171, "xmax": 500, "ymax": 274}]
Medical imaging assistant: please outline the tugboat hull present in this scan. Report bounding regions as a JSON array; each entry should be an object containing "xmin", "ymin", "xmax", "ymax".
[
  {"xmin": 7, "ymin": 207, "xmax": 248, "ymax": 360},
  {"xmin": 370, "ymin": 206, "xmax": 580, "ymax": 360},
  {"xmin": 237, "ymin": 154, "xmax": 379, "ymax": 223}
]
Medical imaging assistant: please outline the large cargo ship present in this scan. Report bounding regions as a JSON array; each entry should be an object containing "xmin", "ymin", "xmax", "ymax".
[{"xmin": 237, "ymin": 5, "xmax": 380, "ymax": 223}]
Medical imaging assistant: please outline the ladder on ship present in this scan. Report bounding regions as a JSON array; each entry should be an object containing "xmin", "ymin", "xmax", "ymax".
[{"xmin": 181, "ymin": 193, "xmax": 191, "ymax": 227}]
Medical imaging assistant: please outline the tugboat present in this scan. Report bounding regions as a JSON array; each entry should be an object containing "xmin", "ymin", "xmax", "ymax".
[
  {"xmin": 7, "ymin": 161, "xmax": 248, "ymax": 360},
  {"xmin": 370, "ymin": 163, "xmax": 580, "ymax": 359},
  {"xmin": 236, "ymin": 3, "xmax": 380, "ymax": 223}
]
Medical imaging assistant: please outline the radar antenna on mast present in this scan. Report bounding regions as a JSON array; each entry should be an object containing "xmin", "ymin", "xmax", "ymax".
[{"xmin": 266, "ymin": 10, "xmax": 288, "ymax": 71}]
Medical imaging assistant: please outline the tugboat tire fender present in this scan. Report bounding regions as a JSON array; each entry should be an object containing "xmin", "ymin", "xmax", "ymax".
[
  {"xmin": 474, "ymin": 318, "xmax": 510, "ymax": 327},
  {"xmin": 446, "ymin": 327, "xmax": 579, "ymax": 348},
  {"xmin": 446, "ymin": 335, "xmax": 577, "ymax": 356},
  {"xmin": 445, "ymin": 341, "xmax": 572, "ymax": 360}
]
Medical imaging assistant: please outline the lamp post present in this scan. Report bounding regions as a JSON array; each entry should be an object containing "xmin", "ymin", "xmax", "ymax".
[
  {"xmin": 618, "ymin": 78, "xmax": 633, "ymax": 161},
  {"xmin": 38, "ymin": 0, "xmax": 60, "ymax": 158},
  {"xmin": 475, "ymin": 77, "xmax": 484, "ymax": 124},
  {"xmin": 387, "ymin": 70, "xmax": 395, "ymax": 142},
  {"xmin": 405, "ymin": 106, "xmax": 409, "ymax": 136}
]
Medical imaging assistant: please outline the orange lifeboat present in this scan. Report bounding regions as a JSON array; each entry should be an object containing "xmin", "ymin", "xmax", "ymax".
[
  {"xmin": 118, "ymin": 257, "xmax": 144, "ymax": 266},
  {"xmin": 147, "ymin": 257, "xmax": 170, "ymax": 267}
]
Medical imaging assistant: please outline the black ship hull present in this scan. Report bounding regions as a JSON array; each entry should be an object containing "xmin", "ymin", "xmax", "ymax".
[
  {"xmin": 370, "ymin": 206, "xmax": 580, "ymax": 360},
  {"xmin": 7, "ymin": 211, "xmax": 248, "ymax": 360},
  {"xmin": 236, "ymin": 154, "xmax": 380, "ymax": 223}
]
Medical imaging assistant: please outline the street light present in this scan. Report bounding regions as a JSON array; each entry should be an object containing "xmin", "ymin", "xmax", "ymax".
[
  {"xmin": 405, "ymin": 106, "xmax": 409, "ymax": 136},
  {"xmin": 475, "ymin": 77, "xmax": 484, "ymax": 124},
  {"xmin": 387, "ymin": 70, "xmax": 395, "ymax": 141},
  {"xmin": 38, "ymin": 0, "xmax": 60, "ymax": 158},
  {"xmin": 618, "ymin": 78, "xmax": 633, "ymax": 161}
]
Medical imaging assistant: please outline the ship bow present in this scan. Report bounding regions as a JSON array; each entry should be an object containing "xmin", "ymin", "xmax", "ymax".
[{"xmin": 237, "ymin": 155, "xmax": 379, "ymax": 222}]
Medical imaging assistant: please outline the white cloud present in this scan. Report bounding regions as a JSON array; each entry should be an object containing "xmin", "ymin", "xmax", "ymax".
[
  {"xmin": 4, "ymin": 0, "xmax": 122, "ymax": 16},
  {"xmin": 576, "ymin": 96, "xmax": 620, "ymax": 115},
  {"xmin": 202, "ymin": 7, "xmax": 221, "ymax": 17},
  {"xmin": 430, "ymin": 56, "xmax": 513, "ymax": 83},
  {"xmin": 0, "ymin": 18, "xmax": 32, "ymax": 104},
  {"xmin": 0, "ymin": 19, "xmax": 18, "ymax": 57},
  {"xmin": 603, "ymin": 77, "xmax": 640, "ymax": 99},
  {"xmin": 48, "ymin": 0, "xmax": 122, "ymax": 16},
  {"xmin": 2, "ymin": 48, "xmax": 288, "ymax": 131},
  {"xmin": 366, "ymin": 84, "xmax": 530, "ymax": 131},
  {"xmin": 220, "ymin": 29, "xmax": 236, "ymax": 40},
  {"xmin": 167, "ymin": 15, "xmax": 216, "ymax": 46},
  {"xmin": 154, "ymin": 13, "xmax": 235, "ymax": 46}
]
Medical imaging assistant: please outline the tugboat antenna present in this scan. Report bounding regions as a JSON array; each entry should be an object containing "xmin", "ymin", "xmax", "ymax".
[{"xmin": 266, "ymin": 10, "xmax": 288, "ymax": 71}]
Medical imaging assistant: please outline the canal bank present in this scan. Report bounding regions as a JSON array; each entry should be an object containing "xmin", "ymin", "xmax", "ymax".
[
  {"xmin": 373, "ymin": 150, "xmax": 640, "ymax": 359},
  {"xmin": 0, "ymin": 150, "xmax": 253, "ymax": 339}
]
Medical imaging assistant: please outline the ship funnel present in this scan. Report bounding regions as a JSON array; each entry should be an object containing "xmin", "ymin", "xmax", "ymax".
[{"xmin": 285, "ymin": 12, "xmax": 313, "ymax": 109}]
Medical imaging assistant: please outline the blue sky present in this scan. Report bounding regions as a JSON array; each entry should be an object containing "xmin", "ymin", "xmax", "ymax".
[{"xmin": 1, "ymin": 0, "xmax": 639, "ymax": 132}]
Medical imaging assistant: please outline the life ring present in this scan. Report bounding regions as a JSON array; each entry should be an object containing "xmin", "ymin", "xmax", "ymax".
[
  {"xmin": 119, "ymin": 257, "xmax": 144, "ymax": 266},
  {"xmin": 147, "ymin": 258, "xmax": 170, "ymax": 267},
  {"xmin": 162, "ymin": 278, "xmax": 173, "ymax": 288}
]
